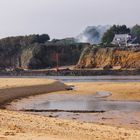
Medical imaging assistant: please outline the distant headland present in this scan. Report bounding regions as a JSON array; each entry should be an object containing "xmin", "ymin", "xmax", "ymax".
[{"xmin": 0, "ymin": 25, "xmax": 140, "ymax": 75}]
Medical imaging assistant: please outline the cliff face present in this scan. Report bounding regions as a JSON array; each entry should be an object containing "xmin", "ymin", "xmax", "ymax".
[
  {"xmin": 77, "ymin": 47, "xmax": 140, "ymax": 69},
  {"xmin": 0, "ymin": 35, "xmax": 140, "ymax": 70},
  {"xmin": 0, "ymin": 34, "xmax": 50, "ymax": 69},
  {"xmin": 27, "ymin": 42, "xmax": 85, "ymax": 69},
  {"xmin": 0, "ymin": 54, "xmax": 19, "ymax": 68},
  {"xmin": 0, "ymin": 36, "xmax": 85, "ymax": 69}
]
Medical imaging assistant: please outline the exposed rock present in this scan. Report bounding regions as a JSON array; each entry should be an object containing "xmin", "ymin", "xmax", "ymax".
[
  {"xmin": 20, "ymin": 47, "xmax": 34, "ymax": 69},
  {"xmin": 0, "ymin": 37, "xmax": 85, "ymax": 69},
  {"xmin": 0, "ymin": 35, "xmax": 139, "ymax": 70},
  {"xmin": 103, "ymin": 65, "xmax": 113, "ymax": 70},
  {"xmin": 77, "ymin": 46, "xmax": 140, "ymax": 69}
]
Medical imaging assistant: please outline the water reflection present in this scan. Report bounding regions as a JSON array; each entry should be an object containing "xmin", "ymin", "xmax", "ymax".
[
  {"xmin": 22, "ymin": 99, "xmax": 140, "ymax": 112},
  {"xmin": 86, "ymin": 101, "xmax": 140, "ymax": 112}
]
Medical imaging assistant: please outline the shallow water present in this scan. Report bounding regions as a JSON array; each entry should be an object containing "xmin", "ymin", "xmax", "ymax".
[
  {"xmin": 8, "ymin": 93, "xmax": 140, "ymax": 112},
  {"xmin": 22, "ymin": 100, "xmax": 140, "ymax": 113},
  {"xmin": 1, "ymin": 75, "xmax": 140, "ymax": 82},
  {"xmin": 5, "ymin": 75, "xmax": 140, "ymax": 113},
  {"xmin": 5, "ymin": 75, "xmax": 140, "ymax": 129},
  {"xmin": 45, "ymin": 76, "xmax": 140, "ymax": 83},
  {"xmin": 6, "ymin": 77, "xmax": 140, "ymax": 128},
  {"xmin": 32, "ymin": 100, "xmax": 140, "ymax": 112}
]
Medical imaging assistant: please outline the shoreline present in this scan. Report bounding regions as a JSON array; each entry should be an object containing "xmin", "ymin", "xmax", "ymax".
[
  {"xmin": 0, "ymin": 78, "xmax": 67, "ymax": 107},
  {"xmin": 0, "ymin": 78, "xmax": 140, "ymax": 139},
  {"xmin": 0, "ymin": 69, "xmax": 140, "ymax": 76}
]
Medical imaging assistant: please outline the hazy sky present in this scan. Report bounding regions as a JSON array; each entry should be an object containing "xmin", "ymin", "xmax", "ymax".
[{"xmin": 0, "ymin": 0, "xmax": 139, "ymax": 39}]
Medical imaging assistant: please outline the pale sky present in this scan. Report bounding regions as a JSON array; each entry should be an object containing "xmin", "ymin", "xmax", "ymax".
[{"xmin": 0, "ymin": 0, "xmax": 139, "ymax": 39}]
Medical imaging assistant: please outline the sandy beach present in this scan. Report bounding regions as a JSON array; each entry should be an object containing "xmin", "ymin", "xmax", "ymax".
[
  {"xmin": 57, "ymin": 82, "xmax": 140, "ymax": 100},
  {"xmin": 0, "ymin": 78, "xmax": 140, "ymax": 140},
  {"xmin": 1, "ymin": 109, "xmax": 140, "ymax": 140},
  {"xmin": 0, "ymin": 78, "xmax": 67, "ymax": 105}
]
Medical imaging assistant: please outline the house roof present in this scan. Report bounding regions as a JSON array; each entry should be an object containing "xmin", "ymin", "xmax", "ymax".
[{"xmin": 114, "ymin": 34, "xmax": 131, "ymax": 38}]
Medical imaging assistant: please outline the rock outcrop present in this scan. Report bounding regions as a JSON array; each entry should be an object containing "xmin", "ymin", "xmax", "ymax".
[
  {"xmin": 26, "ymin": 42, "xmax": 85, "ymax": 69},
  {"xmin": 0, "ymin": 34, "xmax": 50, "ymax": 69},
  {"xmin": 77, "ymin": 46, "xmax": 140, "ymax": 69},
  {"xmin": 0, "ymin": 36, "xmax": 85, "ymax": 69},
  {"xmin": 0, "ymin": 35, "xmax": 140, "ymax": 70}
]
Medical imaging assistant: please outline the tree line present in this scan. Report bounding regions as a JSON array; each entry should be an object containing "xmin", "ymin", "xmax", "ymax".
[{"xmin": 101, "ymin": 24, "xmax": 140, "ymax": 45}]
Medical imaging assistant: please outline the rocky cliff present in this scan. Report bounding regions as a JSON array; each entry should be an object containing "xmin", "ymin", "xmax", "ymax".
[
  {"xmin": 0, "ymin": 36, "xmax": 85, "ymax": 69},
  {"xmin": 26, "ymin": 42, "xmax": 86, "ymax": 69},
  {"xmin": 0, "ymin": 34, "xmax": 50, "ymax": 69},
  {"xmin": 0, "ymin": 35, "xmax": 140, "ymax": 70},
  {"xmin": 77, "ymin": 46, "xmax": 140, "ymax": 69}
]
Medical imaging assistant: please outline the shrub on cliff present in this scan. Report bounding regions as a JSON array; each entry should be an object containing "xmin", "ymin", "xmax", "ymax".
[
  {"xmin": 0, "ymin": 34, "xmax": 50, "ymax": 49},
  {"xmin": 28, "ymin": 41, "xmax": 85, "ymax": 69},
  {"xmin": 0, "ymin": 34, "xmax": 50, "ymax": 68}
]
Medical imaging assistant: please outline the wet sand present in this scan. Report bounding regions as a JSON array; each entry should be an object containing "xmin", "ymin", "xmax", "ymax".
[
  {"xmin": 56, "ymin": 82, "xmax": 140, "ymax": 100},
  {"xmin": 0, "ymin": 78, "xmax": 140, "ymax": 139},
  {"xmin": 7, "ymin": 92, "xmax": 140, "ymax": 130},
  {"xmin": 0, "ymin": 78, "xmax": 67, "ymax": 105}
]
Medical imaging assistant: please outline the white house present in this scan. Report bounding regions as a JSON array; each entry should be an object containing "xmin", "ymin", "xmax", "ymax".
[{"xmin": 112, "ymin": 34, "xmax": 131, "ymax": 46}]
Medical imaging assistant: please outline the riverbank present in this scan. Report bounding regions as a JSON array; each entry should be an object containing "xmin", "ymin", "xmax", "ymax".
[
  {"xmin": 0, "ymin": 78, "xmax": 67, "ymax": 106},
  {"xmin": 0, "ymin": 78, "xmax": 140, "ymax": 140},
  {"xmin": 0, "ymin": 69, "xmax": 140, "ymax": 76}
]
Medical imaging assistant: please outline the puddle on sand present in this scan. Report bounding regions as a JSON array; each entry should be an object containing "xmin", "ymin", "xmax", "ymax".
[
  {"xmin": 7, "ymin": 92, "xmax": 140, "ymax": 112},
  {"xmin": 19, "ymin": 100, "xmax": 140, "ymax": 112},
  {"xmin": 6, "ymin": 91, "xmax": 140, "ymax": 129}
]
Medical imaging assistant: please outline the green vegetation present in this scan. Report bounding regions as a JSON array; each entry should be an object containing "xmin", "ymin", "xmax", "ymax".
[
  {"xmin": 102, "ymin": 25, "xmax": 130, "ymax": 44},
  {"xmin": 29, "ymin": 41, "xmax": 86, "ymax": 69},
  {"xmin": 0, "ymin": 34, "xmax": 50, "ymax": 68},
  {"xmin": 131, "ymin": 24, "xmax": 140, "ymax": 43},
  {"xmin": 0, "ymin": 25, "xmax": 139, "ymax": 70},
  {"xmin": 0, "ymin": 35, "xmax": 85, "ymax": 69},
  {"xmin": 0, "ymin": 34, "xmax": 50, "ymax": 56}
]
